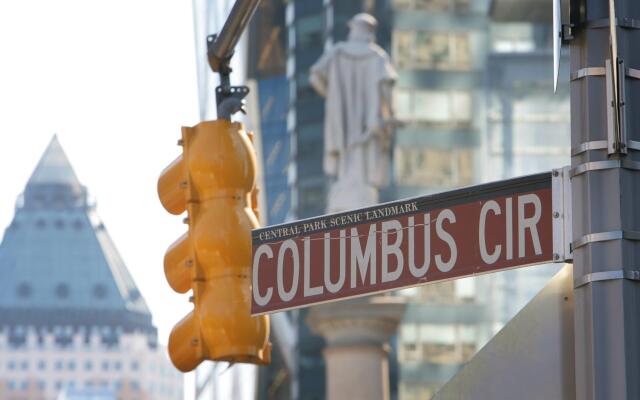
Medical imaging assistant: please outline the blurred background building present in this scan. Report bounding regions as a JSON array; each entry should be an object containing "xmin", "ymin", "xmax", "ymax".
[
  {"xmin": 0, "ymin": 137, "xmax": 182, "ymax": 400},
  {"xmin": 191, "ymin": 0, "xmax": 570, "ymax": 399}
]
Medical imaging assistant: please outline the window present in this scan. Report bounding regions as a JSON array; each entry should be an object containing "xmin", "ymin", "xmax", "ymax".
[
  {"xmin": 491, "ymin": 23, "xmax": 536, "ymax": 53},
  {"xmin": 38, "ymin": 360, "xmax": 46, "ymax": 370},
  {"xmin": 93, "ymin": 284, "xmax": 107, "ymax": 299},
  {"xmin": 20, "ymin": 360, "xmax": 28, "ymax": 370},
  {"xmin": 7, "ymin": 360, "xmax": 16, "ymax": 370},
  {"xmin": 131, "ymin": 361, "xmax": 139, "ymax": 371},
  {"xmin": 84, "ymin": 360, "xmax": 92, "ymax": 370},
  {"xmin": 395, "ymin": 89, "xmax": 472, "ymax": 126},
  {"xmin": 68, "ymin": 360, "xmax": 75, "ymax": 371},
  {"xmin": 114, "ymin": 361, "xmax": 122, "ymax": 371},
  {"xmin": 16, "ymin": 282, "xmax": 31, "ymax": 299},
  {"xmin": 394, "ymin": 31, "xmax": 471, "ymax": 70},
  {"xmin": 102, "ymin": 360, "xmax": 109, "ymax": 371},
  {"xmin": 393, "ymin": 0, "xmax": 470, "ymax": 12},
  {"xmin": 55, "ymin": 283, "xmax": 70, "ymax": 299},
  {"xmin": 55, "ymin": 360, "xmax": 63, "ymax": 370},
  {"xmin": 394, "ymin": 147, "xmax": 474, "ymax": 188}
]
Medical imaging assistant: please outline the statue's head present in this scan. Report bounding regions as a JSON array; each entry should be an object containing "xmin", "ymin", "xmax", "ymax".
[{"xmin": 347, "ymin": 13, "xmax": 377, "ymax": 43}]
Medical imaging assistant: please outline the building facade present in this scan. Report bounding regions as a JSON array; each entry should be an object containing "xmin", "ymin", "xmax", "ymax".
[{"xmin": 0, "ymin": 137, "xmax": 182, "ymax": 400}]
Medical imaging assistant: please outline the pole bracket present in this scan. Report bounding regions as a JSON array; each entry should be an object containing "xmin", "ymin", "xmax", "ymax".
[
  {"xmin": 573, "ymin": 230, "xmax": 640, "ymax": 250},
  {"xmin": 570, "ymin": 67, "xmax": 605, "ymax": 81},
  {"xmin": 584, "ymin": 17, "xmax": 640, "ymax": 30},
  {"xmin": 574, "ymin": 270, "xmax": 640, "ymax": 289},
  {"xmin": 552, "ymin": 167, "xmax": 573, "ymax": 262},
  {"xmin": 570, "ymin": 160, "xmax": 640, "ymax": 177},
  {"xmin": 571, "ymin": 140, "xmax": 608, "ymax": 156}
]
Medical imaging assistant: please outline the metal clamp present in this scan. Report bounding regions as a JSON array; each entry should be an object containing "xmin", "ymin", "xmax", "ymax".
[
  {"xmin": 571, "ymin": 67, "xmax": 605, "ymax": 81},
  {"xmin": 570, "ymin": 160, "xmax": 640, "ymax": 177},
  {"xmin": 574, "ymin": 270, "xmax": 640, "ymax": 289},
  {"xmin": 626, "ymin": 67, "xmax": 640, "ymax": 80},
  {"xmin": 573, "ymin": 230, "xmax": 640, "ymax": 250},
  {"xmin": 584, "ymin": 17, "xmax": 640, "ymax": 30},
  {"xmin": 606, "ymin": 59, "xmax": 628, "ymax": 154},
  {"xmin": 552, "ymin": 167, "xmax": 573, "ymax": 262},
  {"xmin": 571, "ymin": 140, "xmax": 608, "ymax": 156}
]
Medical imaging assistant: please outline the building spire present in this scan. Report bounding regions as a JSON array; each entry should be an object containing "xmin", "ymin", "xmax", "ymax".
[
  {"xmin": 27, "ymin": 135, "xmax": 82, "ymax": 188},
  {"xmin": 23, "ymin": 135, "xmax": 86, "ymax": 209}
]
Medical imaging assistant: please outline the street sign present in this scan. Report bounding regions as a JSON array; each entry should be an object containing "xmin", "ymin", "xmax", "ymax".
[{"xmin": 252, "ymin": 172, "xmax": 559, "ymax": 315}]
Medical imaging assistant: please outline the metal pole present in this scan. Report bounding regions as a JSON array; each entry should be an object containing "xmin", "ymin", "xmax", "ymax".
[
  {"xmin": 571, "ymin": 0, "xmax": 640, "ymax": 398},
  {"xmin": 208, "ymin": 0, "xmax": 262, "ymax": 72}
]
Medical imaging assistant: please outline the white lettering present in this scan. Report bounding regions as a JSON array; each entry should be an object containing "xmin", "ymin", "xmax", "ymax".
[
  {"xmin": 350, "ymin": 225, "xmax": 377, "ymax": 288},
  {"xmin": 435, "ymin": 209, "xmax": 458, "ymax": 272},
  {"xmin": 324, "ymin": 231, "xmax": 346, "ymax": 293},
  {"xmin": 303, "ymin": 237, "xmax": 323, "ymax": 297},
  {"xmin": 479, "ymin": 201, "xmax": 501, "ymax": 265},
  {"xmin": 252, "ymin": 244, "xmax": 273, "ymax": 307},
  {"xmin": 408, "ymin": 213, "xmax": 431, "ymax": 277},
  {"xmin": 277, "ymin": 240, "xmax": 299, "ymax": 302},
  {"xmin": 518, "ymin": 194, "xmax": 542, "ymax": 257},
  {"xmin": 506, "ymin": 197, "xmax": 513, "ymax": 260},
  {"xmin": 381, "ymin": 220, "xmax": 404, "ymax": 283}
]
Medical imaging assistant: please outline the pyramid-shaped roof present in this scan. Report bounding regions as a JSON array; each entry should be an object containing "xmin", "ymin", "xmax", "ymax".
[
  {"xmin": 0, "ymin": 136, "xmax": 155, "ymax": 335},
  {"xmin": 27, "ymin": 135, "xmax": 82, "ymax": 188}
]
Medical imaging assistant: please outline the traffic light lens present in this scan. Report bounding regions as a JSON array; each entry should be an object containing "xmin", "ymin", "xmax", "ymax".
[{"xmin": 158, "ymin": 155, "xmax": 187, "ymax": 215}]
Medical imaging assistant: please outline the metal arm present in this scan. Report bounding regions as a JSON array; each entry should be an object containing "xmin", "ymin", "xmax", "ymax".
[
  {"xmin": 208, "ymin": 0, "xmax": 261, "ymax": 72},
  {"xmin": 206, "ymin": 0, "xmax": 262, "ymax": 119}
]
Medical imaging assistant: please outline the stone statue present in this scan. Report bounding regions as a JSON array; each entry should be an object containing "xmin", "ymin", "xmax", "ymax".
[{"xmin": 310, "ymin": 13, "xmax": 398, "ymax": 212}]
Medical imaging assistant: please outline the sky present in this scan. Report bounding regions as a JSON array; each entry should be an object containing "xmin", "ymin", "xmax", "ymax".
[{"xmin": 0, "ymin": 0, "xmax": 201, "ymax": 348}]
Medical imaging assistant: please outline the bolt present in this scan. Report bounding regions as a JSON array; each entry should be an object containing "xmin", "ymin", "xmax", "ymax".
[
  {"xmin": 553, "ymin": 170, "xmax": 559, "ymax": 177},
  {"xmin": 553, "ymin": 211, "xmax": 560, "ymax": 218},
  {"xmin": 191, "ymin": 338, "xmax": 199, "ymax": 346},
  {"xmin": 554, "ymin": 253, "xmax": 560, "ymax": 261}
]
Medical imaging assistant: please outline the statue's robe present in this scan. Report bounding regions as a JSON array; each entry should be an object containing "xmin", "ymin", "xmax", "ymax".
[{"xmin": 310, "ymin": 41, "xmax": 397, "ymax": 188}]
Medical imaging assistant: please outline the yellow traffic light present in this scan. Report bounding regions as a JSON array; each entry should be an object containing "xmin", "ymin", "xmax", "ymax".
[{"xmin": 158, "ymin": 119, "xmax": 271, "ymax": 372}]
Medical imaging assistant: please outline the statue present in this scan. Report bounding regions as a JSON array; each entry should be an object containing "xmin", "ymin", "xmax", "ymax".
[{"xmin": 309, "ymin": 13, "xmax": 398, "ymax": 212}]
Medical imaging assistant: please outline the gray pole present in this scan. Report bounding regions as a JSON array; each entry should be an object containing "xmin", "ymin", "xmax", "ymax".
[{"xmin": 571, "ymin": 0, "xmax": 640, "ymax": 399}]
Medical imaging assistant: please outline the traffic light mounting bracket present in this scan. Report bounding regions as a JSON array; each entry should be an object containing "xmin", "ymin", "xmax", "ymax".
[{"xmin": 207, "ymin": 33, "xmax": 250, "ymax": 120}]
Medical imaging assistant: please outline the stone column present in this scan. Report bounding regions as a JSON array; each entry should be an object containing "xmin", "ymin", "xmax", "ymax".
[{"xmin": 307, "ymin": 297, "xmax": 405, "ymax": 400}]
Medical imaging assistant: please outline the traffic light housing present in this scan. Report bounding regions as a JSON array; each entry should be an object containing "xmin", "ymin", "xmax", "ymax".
[{"xmin": 158, "ymin": 119, "xmax": 271, "ymax": 372}]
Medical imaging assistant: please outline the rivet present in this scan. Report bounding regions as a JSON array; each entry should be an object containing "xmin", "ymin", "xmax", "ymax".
[
  {"xmin": 553, "ymin": 211, "xmax": 560, "ymax": 218},
  {"xmin": 554, "ymin": 253, "xmax": 560, "ymax": 260}
]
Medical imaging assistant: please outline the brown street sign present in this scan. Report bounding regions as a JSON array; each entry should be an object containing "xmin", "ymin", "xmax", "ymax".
[{"xmin": 252, "ymin": 172, "xmax": 555, "ymax": 315}]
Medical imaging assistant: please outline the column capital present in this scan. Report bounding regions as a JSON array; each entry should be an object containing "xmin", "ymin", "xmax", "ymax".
[{"xmin": 306, "ymin": 296, "xmax": 406, "ymax": 347}]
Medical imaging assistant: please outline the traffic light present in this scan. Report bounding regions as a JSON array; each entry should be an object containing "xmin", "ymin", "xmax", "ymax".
[{"xmin": 158, "ymin": 119, "xmax": 271, "ymax": 372}]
